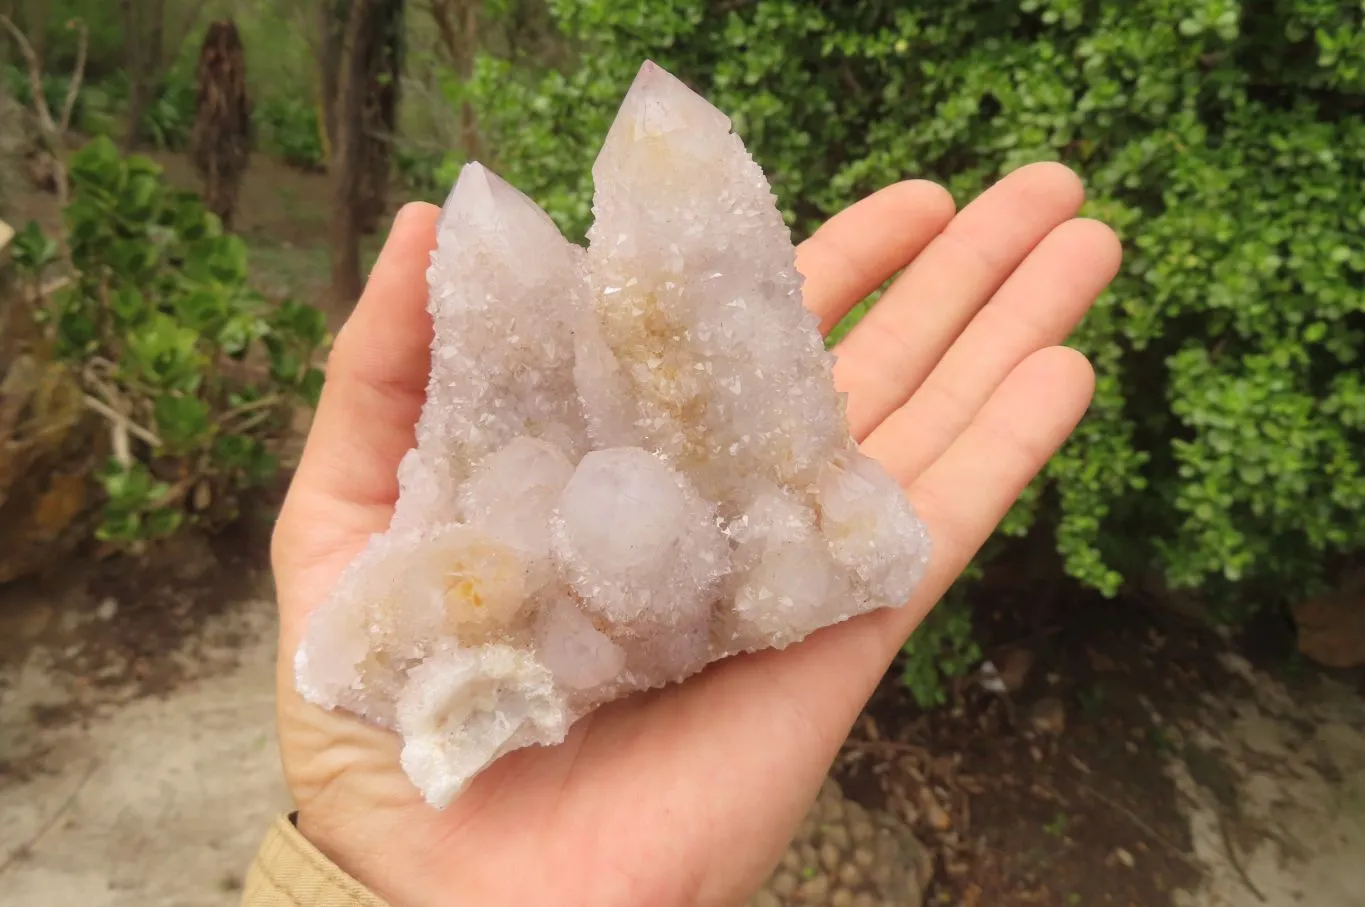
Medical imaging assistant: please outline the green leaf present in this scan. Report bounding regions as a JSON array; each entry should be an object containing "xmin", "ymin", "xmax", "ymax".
[
  {"xmin": 96, "ymin": 511, "xmax": 142, "ymax": 542},
  {"xmin": 143, "ymin": 508, "xmax": 185, "ymax": 539},
  {"xmin": 124, "ymin": 313, "xmax": 205, "ymax": 391},
  {"xmin": 298, "ymin": 368, "xmax": 325, "ymax": 407},
  {"xmin": 153, "ymin": 394, "xmax": 211, "ymax": 454},
  {"xmin": 68, "ymin": 135, "xmax": 124, "ymax": 189},
  {"xmin": 174, "ymin": 286, "xmax": 230, "ymax": 335},
  {"xmin": 10, "ymin": 221, "xmax": 59, "ymax": 273},
  {"xmin": 213, "ymin": 433, "xmax": 257, "ymax": 471},
  {"xmin": 246, "ymin": 448, "xmax": 280, "ymax": 485},
  {"xmin": 217, "ymin": 312, "xmax": 268, "ymax": 356},
  {"xmin": 110, "ymin": 285, "xmax": 150, "ymax": 328},
  {"xmin": 270, "ymin": 299, "xmax": 329, "ymax": 349}
]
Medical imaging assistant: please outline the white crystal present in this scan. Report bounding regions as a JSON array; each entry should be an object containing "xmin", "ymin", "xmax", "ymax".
[
  {"xmin": 552, "ymin": 447, "xmax": 729, "ymax": 626},
  {"xmin": 534, "ymin": 598, "xmax": 627, "ymax": 693},
  {"xmin": 391, "ymin": 163, "xmax": 589, "ymax": 532},
  {"xmin": 295, "ymin": 61, "xmax": 932, "ymax": 808},
  {"xmin": 397, "ymin": 643, "xmax": 568, "ymax": 808}
]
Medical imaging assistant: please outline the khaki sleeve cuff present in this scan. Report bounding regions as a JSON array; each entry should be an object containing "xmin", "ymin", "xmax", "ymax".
[{"xmin": 241, "ymin": 813, "xmax": 391, "ymax": 907}]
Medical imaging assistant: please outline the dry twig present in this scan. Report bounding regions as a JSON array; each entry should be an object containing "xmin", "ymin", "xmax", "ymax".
[
  {"xmin": 58, "ymin": 22, "xmax": 88, "ymax": 134},
  {"xmin": 842, "ymin": 739, "xmax": 933, "ymax": 760},
  {"xmin": 83, "ymin": 394, "xmax": 160, "ymax": 453},
  {"xmin": 1073, "ymin": 779, "xmax": 1202, "ymax": 871},
  {"xmin": 0, "ymin": 15, "xmax": 88, "ymax": 205}
]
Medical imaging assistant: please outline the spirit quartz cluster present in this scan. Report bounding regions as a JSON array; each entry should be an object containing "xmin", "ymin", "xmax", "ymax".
[{"xmin": 295, "ymin": 61, "xmax": 932, "ymax": 807}]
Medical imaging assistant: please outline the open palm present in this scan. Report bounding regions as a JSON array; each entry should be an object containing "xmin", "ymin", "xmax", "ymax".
[{"xmin": 269, "ymin": 161, "xmax": 1120, "ymax": 907}]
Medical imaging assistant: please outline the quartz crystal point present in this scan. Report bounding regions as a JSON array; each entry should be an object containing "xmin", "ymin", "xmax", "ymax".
[{"xmin": 295, "ymin": 61, "xmax": 932, "ymax": 808}]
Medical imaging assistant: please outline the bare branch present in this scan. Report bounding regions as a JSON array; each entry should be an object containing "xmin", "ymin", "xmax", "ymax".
[
  {"xmin": 83, "ymin": 394, "xmax": 163, "ymax": 450},
  {"xmin": 0, "ymin": 14, "xmax": 57, "ymax": 134},
  {"xmin": 425, "ymin": 0, "xmax": 463, "ymax": 63},
  {"xmin": 221, "ymin": 393, "xmax": 285, "ymax": 422},
  {"xmin": 57, "ymin": 19, "xmax": 89, "ymax": 133},
  {"xmin": 1, "ymin": 14, "xmax": 86, "ymax": 206}
]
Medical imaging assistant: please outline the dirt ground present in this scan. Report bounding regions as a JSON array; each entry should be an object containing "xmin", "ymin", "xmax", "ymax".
[
  {"xmin": 837, "ymin": 567, "xmax": 1365, "ymax": 907},
  {"xmin": 0, "ymin": 532, "xmax": 288, "ymax": 907}
]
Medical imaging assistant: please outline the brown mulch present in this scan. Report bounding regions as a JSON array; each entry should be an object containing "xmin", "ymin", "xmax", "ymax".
[{"xmin": 832, "ymin": 556, "xmax": 1249, "ymax": 907}]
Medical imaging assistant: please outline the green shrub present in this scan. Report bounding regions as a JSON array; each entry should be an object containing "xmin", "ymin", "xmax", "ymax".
[
  {"xmin": 140, "ymin": 63, "xmax": 197, "ymax": 151},
  {"xmin": 74, "ymin": 77, "xmax": 125, "ymax": 138},
  {"xmin": 467, "ymin": 1, "xmax": 1365, "ymax": 697},
  {"xmin": 256, "ymin": 95, "xmax": 326, "ymax": 171},
  {"xmin": 10, "ymin": 0, "xmax": 125, "ymax": 80},
  {"xmin": 395, "ymin": 144, "xmax": 447, "ymax": 198},
  {"xmin": 12, "ymin": 136, "xmax": 327, "ymax": 545}
]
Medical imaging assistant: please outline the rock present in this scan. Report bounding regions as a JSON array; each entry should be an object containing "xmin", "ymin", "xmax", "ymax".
[
  {"xmin": 770, "ymin": 871, "xmax": 797, "ymax": 897},
  {"xmin": 1028, "ymin": 697, "xmax": 1067, "ymax": 735},
  {"xmin": 1292, "ymin": 569, "xmax": 1365, "ymax": 668},
  {"xmin": 981, "ymin": 647, "xmax": 1035, "ymax": 694},
  {"xmin": 796, "ymin": 874, "xmax": 830, "ymax": 900},
  {"xmin": 1114, "ymin": 847, "xmax": 1135, "ymax": 868},
  {"xmin": 96, "ymin": 598, "xmax": 119, "ymax": 621},
  {"xmin": 919, "ymin": 788, "xmax": 952, "ymax": 831},
  {"xmin": 294, "ymin": 60, "xmax": 933, "ymax": 808},
  {"xmin": 749, "ymin": 779, "xmax": 930, "ymax": 907},
  {"xmin": 838, "ymin": 862, "xmax": 864, "ymax": 887},
  {"xmin": 0, "ymin": 339, "xmax": 105, "ymax": 585},
  {"xmin": 820, "ymin": 841, "xmax": 842, "ymax": 871},
  {"xmin": 751, "ymin": 891, "xmax": 781, "ymax": 907}
]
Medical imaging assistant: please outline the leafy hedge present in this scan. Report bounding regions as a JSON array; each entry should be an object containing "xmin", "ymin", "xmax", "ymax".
[
  {"xmin": 11, "ymin": 137, "xmax": 326, "ymax": 544},
  {"xmin": 466, "ymin": 1, "xmax": 1365, "ymax": 696}
]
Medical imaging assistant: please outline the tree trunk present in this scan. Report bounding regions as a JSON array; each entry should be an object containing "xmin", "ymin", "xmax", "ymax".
[
  {"xmin": 320, "ymin": 0, "xmax": 403, "ymax": 235},
  {"xmin": 122, "ymin": 0, "xmax": 166, "ymax": 151},
  {"xmin": 190, "ymin": 20, "xmax": 251, "ymax": 230},
  {"xmin": 428, "ymin": 0, "xmax": 480, "ymax": 162},
  {"xmin": 317, "ymin": 0, "xmax": 345, "ymax": 162},
  {"xmin": 355, "ymin": 0, "xmax": 403, "ymax": 234},
  {"xmin": 329, "ymin": 0, "xmax": 371, "ymax": 304}
]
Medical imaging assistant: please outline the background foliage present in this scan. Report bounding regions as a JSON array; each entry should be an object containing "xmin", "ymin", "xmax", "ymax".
[
  {"xmin": 462, "ymin": 0, "xmax": 1365, "ymax": 702},
  {"xmin": 10, "ymin": 137, "xmax": 327, "ymax": 543}
]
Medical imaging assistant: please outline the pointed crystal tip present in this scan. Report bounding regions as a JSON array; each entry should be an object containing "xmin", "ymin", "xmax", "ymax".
[
  {"xmin": 610, "ymin": 60, "xmax": 732, "ymax": 145},
  {"xmin": 445, "ymin": 161, "xmax": 494, "ymax": 212},
  {"xmin": 439, "ymin": 161, "xmax": 561, "ymax": 236}
]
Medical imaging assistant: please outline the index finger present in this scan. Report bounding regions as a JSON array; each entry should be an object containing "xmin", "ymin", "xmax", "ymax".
[{"xmin": 796, "ymin": 179, "xmax": 956, "ymax": 334}]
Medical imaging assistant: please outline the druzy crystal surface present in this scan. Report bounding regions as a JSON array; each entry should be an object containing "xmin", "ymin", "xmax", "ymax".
[{"xmin": 295, "ymin": 61, "xmax": 931, "ymax": 808}]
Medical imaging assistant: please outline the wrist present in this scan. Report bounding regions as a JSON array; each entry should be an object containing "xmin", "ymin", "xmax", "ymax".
[{"xmin": 295, "ymin": 808, "xmax": 431, "ymax": 907}]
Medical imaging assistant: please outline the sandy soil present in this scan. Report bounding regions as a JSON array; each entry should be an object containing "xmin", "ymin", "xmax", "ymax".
[
  {"xmin": 1173, "ymin": 653, "xmax": 1365, "ymax": 907},
  {"xmin": 0, "ymin": 597, "xmax": 288, "ymax": 907}
]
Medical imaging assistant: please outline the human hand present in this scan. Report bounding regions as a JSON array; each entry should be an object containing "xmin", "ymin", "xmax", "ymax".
[{"xmin": 270, "ymin": 161, "xmax": 1120, "ymax": 907}]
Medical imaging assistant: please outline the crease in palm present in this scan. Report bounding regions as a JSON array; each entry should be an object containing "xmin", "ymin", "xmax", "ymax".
[{"xmin": 270, "ymin": 161, "xmax": 1121, "ymax": 907}]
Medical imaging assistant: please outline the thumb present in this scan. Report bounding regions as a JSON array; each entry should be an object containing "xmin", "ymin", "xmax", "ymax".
[{"xmin": 272, "ymin": 202, "xmax": 439, "ymax": 643}]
